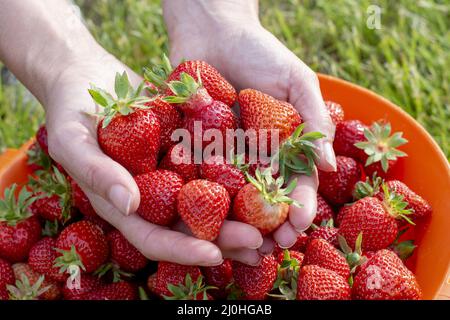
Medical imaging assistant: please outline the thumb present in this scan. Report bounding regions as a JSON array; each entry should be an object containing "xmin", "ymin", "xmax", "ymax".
[
  {"xmin": 288, "ymin": 63, "xmax": 336, "ymax": 172},
  {"xmin": 47, "ymin": 120, "xmax": 140, "ymax": 215}
]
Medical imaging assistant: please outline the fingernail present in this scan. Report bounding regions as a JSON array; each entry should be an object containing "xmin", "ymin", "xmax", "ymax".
[
  {"xmin": 278, "ymin": 241, "xmax": 295, "ymax": 249},
  {"xmin": 295, "ymin": 224, "xmax": 312, "ymax": 233},
  {"xmin": 249, "ymin": 238, "xmax": 264, "ymax": 250},
  {"xmin": 323, "ymin": 141, "xmax": 337, "ymax": 171},
  {"xmin": 200, "ymin": 246, "xmax": 223, "ymax": 266},
  {"xmin": 109, "ymin": 184, "xmax": 132, "ymax": 215},
  {"xmin": 258, "ymin": 248, "xmax": 273, "ymax": 256}
]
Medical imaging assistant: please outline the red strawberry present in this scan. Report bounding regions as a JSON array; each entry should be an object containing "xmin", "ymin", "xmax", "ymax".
[
  {"xmin": 324, "ymin": 101, "xmax": 344, "ymax": 124},
  {"xmin": 135, "ymin": 170, "xmax": 184, "ymax": 226},
  {"xmin": 145, "ymin": 97, "xmax": 182, "ymax": 153},
  {"xmin": 28, "ymin": 237, "xmax": 66, "ymax": 282},
  {"xmin": 336, "ymin": 205, "xmax": 350, "ymax": 226},
  {"xmin": 55, "ymin": 220, "xmax": 109, "ymax": 273},
  {"xmin": 276, "ymin": 250, "xmax": 304, "ymax": 266},
  {"xmin": 338, "ymin": 194, "xmax": 413, "ymax": 251},
  {"xmin": 318, "ymin": 155, "xmax": 362, "ymax": 205},
  {"xmin": 232, "ymin": 255, "xmax": 278, "ymax": 300},
  {"xmin": 202, "ymin": 259, "xmax": 233, "ymax": 298},
  {"xmin": 165, "ymin": 60, "xmax": 237, "ymax": 107},
  {"xmin": 352, "ymin": 249, "xmax": 421, "ymax": 300},
  {"xmin": 334, "ymin": 120, "xmax": 367, "ymax": 160},
  {"xmin": 146, "ymin": 273, "xmax": 157, "ymax": 294},
  {"xmin": 153, "ymin": 262, "xmax": 202, "ymax": 297},
  {"xmin": 377, "ymin": 180, "xmax": 432, "ymax": 221},
  {"xmin": 238, "ymin": 89, "xmax": 302, "ymax": 145},
  {"xmin": 200, "ymin": 155, "xmax": 246, "ymax": 198},
  {"xmin": 178, "ymin": 179, "xmax": 230, "ymax": 241},
  {"xmin": 89, "ymin": 72, "xmax": 161, "ymax": 175},
  {"xmin": 314, "ymin": 194, "xmax": 335, "ymax": 225},
  {"xmin": 233, "ymin": 169, "xmax": 298, "ymax": 235},
  {"xmin": 83, "ymin": 215, "xmax": 113, "ymax": 234},
  {"xmin": 0, "ymin": 258, "xmax": 14, "ymax": 288},
  {"xmin": 165, "ymin": 72, "xmax": 238, "ymax": 149},
  {"xmin": 304, "ymin": 238, "xmax": 350, "ymax": 280},
  {"xmin": 84, "ymin": 281, "xmax": 137, "ymax": 300},
  {"xmin": 309, "ymin": 224, "xmax": 339, "ymax": 247},
  {"xmin": 0, "ymin": 287, "xmax": 8, "ymax": 300},
  {"xmin": 69, "ymin": 177, "xmax": 96, "ymax": 217},
  {"xmin": 159, "ymin": 144, "xmax": 200, "ymax": 182},
  {"xmin": 0, "ymin": 185, "xmax": 41, "ymax": 262},
  {"xmin": 36, "ymin": 125, "xmax": 49, "ymax": 155},
  {"xmin": 62, "ymin": 273, "xmax": 103, "ymax": 300},
  {"xmin": 107, "ymin": 229, "xmax": 147, "ymax": 273},
  {"xmin": 9, "ymin": 263, "xmax": 61, "ymax": 300},
  {"xmin": 296, "ymin": 265, "xmax": 351, "ymax": 300}
]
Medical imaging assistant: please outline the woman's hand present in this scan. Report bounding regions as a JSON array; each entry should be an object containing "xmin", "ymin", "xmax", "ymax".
[{"xmin": 164, "ymin": 0, "xmax": 337, "ymax": 251}]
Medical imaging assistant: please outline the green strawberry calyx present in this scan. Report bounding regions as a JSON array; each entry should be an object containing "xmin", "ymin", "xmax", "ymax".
[
  {"xmin": 275, "ymin": 123, "xmax": 325, "ymax": 179},
  {"xmin": 270, "ymin": 250, "xmax": 301, "ymax": 300},
  {"xmin": 26, "ymin": 143, "xmax": 52, "ymax": 171},
  {"xmin": 354, "ymin": 122, "xmax": 408, "ymax": 172},
  {"xmin": 352, "ymin": 173, "xmax": 384, "ymax": 200},
  {"xmin": 163, "ymin": 274, "xmax": 215, "ymax": 300},
  {"xmin": 163, "ymin": 70, "xmax": 208, "ymax": 105},
  {"xmin": 7, "ymin": 274, "xmax": 51, "ymax": 300},
  {"xmin": 230, "ymin": 151, "xmax": 250, "ymax": 173},
  {"xmin": 338, "ymin": 233, "xmax": 367, "ymax": 274},
  {"xmin": 53, "ymin": 245, "xmax": 86, "ymax": 274},
  {"xmin": 29, "ymin": 166, "xmax": 72, "ymax": 224},
  {"xmin": 381, "ymin": 183, "xmax": 415, "ymax": 224},
  {"xmin": 0, "ymin": 184, "xmax": 36, "ymax": 226},
  {"xmin": 143, "ymin": 53, "xmax": 173, "ymax": 94},
  {"xmin": 94, "ymin": 262, "xmax": 133, "ymax": 283},
  {"xmin": 88, "ymin": 71, "xmax": 151, "ymax": 128},
  {"xmin": 246, "ymin": 168, "xmax": 301, "ymax": 207}
]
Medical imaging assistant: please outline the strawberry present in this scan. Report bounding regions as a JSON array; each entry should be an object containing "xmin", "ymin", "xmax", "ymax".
[
  {"xmin": 159, "ymin": 144, "xmax": 200, "ymax": 182},
  {"xmin": 200, "ymin": 155, "xmax": 246, "ymax": 198},
  {"xmin": 84, "ymin": 281, "xmax": 137, "ymax": 300},
  {"xmin": 30, "ymin": 166, "xmax": 74, "ymax": 223},
  {"xmin": 144, "ymin": 97, "xmax": 182, "ymax": 153},
  {"xmin": 153, "ymin": 262, "xmax": 202, "ymax": 297},
  {"xmin": 232, "ymin": 255, "xmax": 278, "ymax": 300},
  {"xmin": 83, "ymin": 215, "xmax": 113, "ymax": 234},
  {"xmin": 304, "ymin": 238, "xmax": 350, "ymax": 280},
  {"xmin": 146, "ymin": 273, "xmax": 157, "ymax": 294},
  {"xmin": 377, "ymin": 180, "xmax": 432, "ymax": 221},
  {"xmin": 314, "ymin": 194, "xmax": 335, "ymax": 225},
  {"xmin": 233, "ymin": 169, "xmax": 299, "ymax": 235},
  {"xmin": 324, "ymin": 101, "xmax": 344, "ymax": 124},
  {"xmin": 178, "ymin": 179, "xmax": 230, "ymax": 241},
  {"xmin": 0, "ymin": 185, "xmax": 41, "ymax": 262},
  {"xmin": 62, "ymin": 273, "xmax": 103, "ymax": 300},
  {"xmin": 318, "ymin": 155, "xmax": 362, "ymax": 205},
  {"xmin": 55, "ymin": 220, "xmax": 109, "ymax": 273},
  {"xmin": 352, "ymin": 249, "xmax": 421, "ymax": 300},
  {"xmin": 9, "ymin": 263, "xmax": 60, "ymax": 300},
  {"xmin": 0, "ymin": 287, "xmax": 8, "ymax": 300},
  {"xmin": 164, "ymin": 72, "xmax": 238, "ymax": 149},
  {"xmin": 238, "ymin": 89, "xmax": 302, "ymax": 145},
  {"xmin": 336, "ymin": 205, "xmax": 350, "ymax": 226},
  {"xmin": 89, "ymin": 72, "xmax": 161, "ymax": 175},
  {"xmin": 28, "ymin": 237, "xmax": 66, "ymax": 282},
  {"xmin": 276, "ymin": 250, "xmax": 304, "ymax": 266},
  {"xmin": 107, "ymin": 229, "xmax": 148, "ymax": 273},
  {"xmin": 69, "ymin": 177, "xmax": 97, "ymax": 217},
  {"xmin": 334, "ymin": 120, "xmax": 368, "ymax": 160},
  {"xmin": 338, "ymin": 189, "xmax": 413, "ymax": 251},
  {"xmin": 308, "ymin": 222, "xmax": 339, "ymax": 247},
  {"xmin": 202, "ymin": 259, "xmax": 233, "ymax": 298},
  {"xmin": 135, "ymin": 170, "xmax": 184, "ymax": 226},
  {"xmin": 0, "ymin": 258, "xmax": 14, "ymax": 289},
  {"xmin": 296, "ymin": 265, "xmax": 351, "ymax": 300},
  {"xmin": 36, "ymin": 125, "xmax": 49, "ymax": 155}
]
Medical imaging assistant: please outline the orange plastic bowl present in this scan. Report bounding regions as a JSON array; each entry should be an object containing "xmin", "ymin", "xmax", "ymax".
[{"xmin": 1, "ymin": 74, "xmax": 449, "ymax": 299}]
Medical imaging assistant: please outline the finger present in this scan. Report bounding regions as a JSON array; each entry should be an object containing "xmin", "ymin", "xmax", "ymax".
[
  {"xmin": 47, "ymin": 120, "xmax": 140, "ymax": 215},
  {"xmin": 87, "ymin": 192, "xmax": 223, "ymax": 266},
  {"xmin": 273, "ymin": 222, "xmax": 299, "ymax": 248},
  {"xmin": 222, "ymin": 248, "xmax": 262, "ymax": 266},
  {"xmin": 288, "ymin": 170, "xmax": 319, "ymax": 232},
  {"xmin": 288, "ymin": 63, "xmax": 336, "ymax": 171},
  {"xmin": 258, "ymin": 237, "xmax": 275, "ymax": 256}
]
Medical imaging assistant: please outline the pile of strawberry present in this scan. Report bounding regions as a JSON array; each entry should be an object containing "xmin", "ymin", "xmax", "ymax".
[{"xmin": 0, "ymin": 56, "xmax": 432, "ymax": 300}]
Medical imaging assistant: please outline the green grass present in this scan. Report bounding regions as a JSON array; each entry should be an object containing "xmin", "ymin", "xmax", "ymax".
[{"xmin": 0, "ymin": 0, "xmax": 448, "ymax": 157}]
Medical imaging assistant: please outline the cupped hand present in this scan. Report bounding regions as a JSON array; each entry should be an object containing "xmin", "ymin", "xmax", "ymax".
[
  {"xmin": 44, "ymin": 54, "xmax": 263, "ymax": 266},
  {"xmin": 166, "ymin": 16, "xmax": 336, "ymax": 251}
]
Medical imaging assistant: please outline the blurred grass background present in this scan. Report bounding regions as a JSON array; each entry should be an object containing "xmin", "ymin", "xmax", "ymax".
[{"xmin": 0, "ymin": 0, "xmax": 448, "ymax": 157}]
